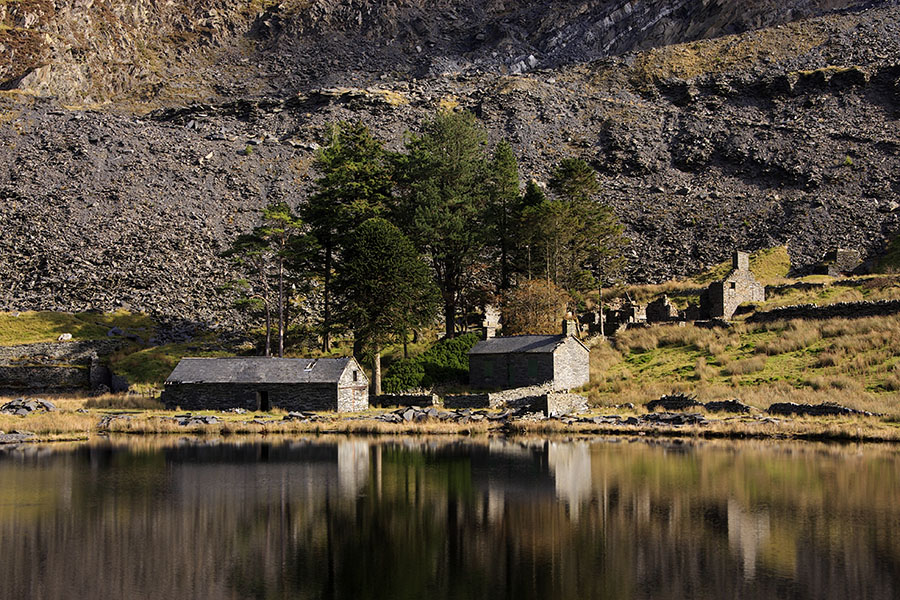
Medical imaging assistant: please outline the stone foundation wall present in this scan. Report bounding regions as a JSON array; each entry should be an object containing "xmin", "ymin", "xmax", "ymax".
[
  {"xmin": 375, "ymin": 394, "xmax": 440, "ymax": 408},
  {"xmin": 537, "ymin": 393, "xmax": 589, "ymax": 417},
  {"xmin": 747, "ymin": 300, "xmax": 900, "ymax": 323}
]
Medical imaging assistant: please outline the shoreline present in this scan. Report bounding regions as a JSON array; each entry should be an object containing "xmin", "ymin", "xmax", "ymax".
[{"xmin": 3, "ymin": 407, "xmax": 900, "ymax": 445}]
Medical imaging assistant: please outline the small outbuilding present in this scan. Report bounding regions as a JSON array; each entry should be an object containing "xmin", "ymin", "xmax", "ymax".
[
  {"xmin": 162, "ymin": 357, "xmax": 368, "ymax": 412},
  {"xmin": 468, "ymin": 321, "xmax": 590, "ymax": 391}
]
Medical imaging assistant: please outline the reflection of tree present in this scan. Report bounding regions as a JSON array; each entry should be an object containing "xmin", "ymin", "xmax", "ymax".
[{"xmin": 1, "ymin": 439, "xmax": 900, "ymax": 599}]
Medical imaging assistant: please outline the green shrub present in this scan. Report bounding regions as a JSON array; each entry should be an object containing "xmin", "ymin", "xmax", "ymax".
[
  {"xmin": 382, "ymin": 332, "xmax": 480, "ymax": 392},
  {"xmin": 382, "ymin": 358, "xmax": 425, "ymax": 394}
]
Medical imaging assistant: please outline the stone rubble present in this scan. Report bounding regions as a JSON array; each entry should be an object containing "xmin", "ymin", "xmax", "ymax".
[
  {"xmin": 767, "ymin": 402, "xmax": 876, "ymax": 417},
  {"xmin": 0, "ymin": 398, "xmax": 58, "ymax": 416}
]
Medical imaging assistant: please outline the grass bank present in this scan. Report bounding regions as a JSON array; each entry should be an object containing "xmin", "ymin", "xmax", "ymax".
[{"xmin": 3, "ymin": 394, "xmax": 900, "ymax": 445}]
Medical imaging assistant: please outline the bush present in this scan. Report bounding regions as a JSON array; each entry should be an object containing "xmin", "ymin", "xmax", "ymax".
[
  {"xmin": 381, "ymin": 358, "xmax": 425, "ymax": 394},
  {"xmin": 382, "ymin": 332, "xmax": 480, "ymax": 393}
]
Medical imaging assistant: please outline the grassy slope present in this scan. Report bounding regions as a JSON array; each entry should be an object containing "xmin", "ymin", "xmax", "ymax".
[{"xmin": 0, "ymin": 310, "xmax": 156, "ymax": 345}]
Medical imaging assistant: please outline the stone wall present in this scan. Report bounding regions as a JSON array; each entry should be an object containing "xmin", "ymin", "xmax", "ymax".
[
  {"xmin": 0, "ymin": 340, "xmax": 126, "ymax": 393},
  {"xmin": 552, "ymin": 342, "xmax": 590, "ymax": 391},
  {"xmin": 747, "ymin": 300, "xmax": 900, "ymax": 323},
  {"xmin": 469, "ymin": 353, "xmax": 555, "ymax": 390},
  {"xmin": 337, "ymin": 384, "xmax": 369, "ymax": 412},
  {"xmin": 443, "ymin": 393, "xmax": 492, "ymax": 409},
  {"xmin": 444, "ymin": 384, "xmax": 554, "ymax": 410},
  {"xmin": 0, "ymin": 340, "xmax": 123, "ymax": 362},
  {"xmin": 0, "ymin": 365, "xmax": 90, "ymax": 394},
  {"xmin": 375, "ymin": 394, "xmax": 440, "ymax": 408},
  {"xmin": 536, "ymin": 393, "xmax": 589, "ymax": 417},
  {"xmin": 162, "ymin": 382, "xmax": 340, "ymax": 412}
]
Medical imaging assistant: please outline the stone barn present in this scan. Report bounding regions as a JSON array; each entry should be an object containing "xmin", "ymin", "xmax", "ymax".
[
  {"xmin": 704, "ymin": 251, "xmax": 765, "ymax": 319},
  {"xmin": 468, "ymin": 321, "xmax": 590, "ymax": 391},
  {"xmin": 162, "ymin": 357, "xmax": 368, "ymax": 412}
]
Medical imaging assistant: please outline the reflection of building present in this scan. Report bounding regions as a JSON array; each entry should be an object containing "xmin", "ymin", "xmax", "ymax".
[
  {"xmin": 727, "ymin": 498, "xmax": 770, "ymax": 579},
  {"xmin": 547, "ymin": 442, "xmax": 592, "ymax": 520},
  {"xmin": 337, "ymin": 440, "xmax": 370, "ymax": 498}
]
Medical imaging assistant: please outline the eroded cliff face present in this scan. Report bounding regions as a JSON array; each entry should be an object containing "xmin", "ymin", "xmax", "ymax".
[
  {"xmin": 1, "ymin": 0, "xmax": 873, "ymax": 104},
  {"xmin": 0, "ymin": 1, "xmax": 899, "ymax": 325}
]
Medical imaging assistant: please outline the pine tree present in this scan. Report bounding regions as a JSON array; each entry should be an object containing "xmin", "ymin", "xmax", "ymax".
[
  {"xmin": 395, "ymin": 110, "xmax": 489, "ymax": 338},
  {"xmin": 223, "ymin": 202, "xmax": 310, "ymax": 357},
  {"xmin": 334, "ymin": 218, "xmax": 439, "ymax": 396},
  {"xmin": 303, "ymin": 121, "xmax": 393, "ymax": 352},
  {"xmin": 485, "ymin": 140, "xmax": 521, "ymax": 292}
]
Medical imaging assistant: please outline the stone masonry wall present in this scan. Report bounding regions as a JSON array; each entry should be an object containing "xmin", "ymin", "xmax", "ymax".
[
  {"xmin": 537, "ymin": 393, "xmax": 589, "ymax": 417},
  {"xmin": 552, "ymin": 342, "xmax": 590, "ymax": 391},
  {"xmin": 0, "ymin": 340, "xmax": 125, "ymax": 393},
  {"xmin": 162, "ymin": 382, "xmax": 339, "ymax": 411},
  {"xmin": 747, "ymin": 300, "xmax": 900, "ymax": 324},
  {"xmin": 469, "ymin": 353, "xmax": 556, "ymax": 390}
]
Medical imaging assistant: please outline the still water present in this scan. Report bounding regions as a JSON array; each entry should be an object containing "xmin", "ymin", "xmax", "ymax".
[{"xmin": 0, "ymin": 435, "xmax": 898, "ymax": 599}]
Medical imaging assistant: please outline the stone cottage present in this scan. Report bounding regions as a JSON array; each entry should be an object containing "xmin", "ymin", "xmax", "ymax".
[
  {"xmin": 703, "ymin": 251, "xmax": 766, "ymax": 319},
  {"xmin": 468, "ymin": 320, "xmax": 590, "ymax": 391},
  {"xmin": 162, "ymin": 357, "xmax": 369, "ymax": 412}
]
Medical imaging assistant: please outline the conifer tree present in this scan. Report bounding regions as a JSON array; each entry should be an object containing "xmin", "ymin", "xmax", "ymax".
[
  {"xmin": 395, "ymin": 110, "xmax": 489, "ymax": 338},
  {"xmin": 485, "ymin": 140, "xmax": 521, "ymax": 291},
  {"xmin": 303, "ymin": 121, "xmax": 393, "ymax": 352},
  {"xmin": 335, "ymin": 218, "xmax": 439, "ymax": 396}
]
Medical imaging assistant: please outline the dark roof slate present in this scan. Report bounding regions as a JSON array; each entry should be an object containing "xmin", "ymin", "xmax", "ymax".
[
  {"xmin": 165, "ymin": 357, "xmax": 356, "ymax": 385},
  {"xmin": 469, "ymin": 335, "xmax": 586, "ymax": 355}
]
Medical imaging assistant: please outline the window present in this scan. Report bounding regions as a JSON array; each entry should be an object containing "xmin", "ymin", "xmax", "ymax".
[
  {"xmin": 352, "ymin": 370, "xmax": 358, "ymax": 382},
  {"xmin": 483, "ymin": 359, "xmax": 494, "ymax": 379},
  {"xmin": 729, "ymin": 282, "xmax": 737, "ymax": 290}
]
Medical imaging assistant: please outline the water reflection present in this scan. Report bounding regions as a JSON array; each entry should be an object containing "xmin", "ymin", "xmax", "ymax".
[{"xmin": 1, "ymin": 436, "xmax": 899, "ymax": 599}]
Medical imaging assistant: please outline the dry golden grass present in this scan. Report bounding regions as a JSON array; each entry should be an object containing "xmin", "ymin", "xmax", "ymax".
[{"xmin": 722, "ymin": 355, "xmax": 767, "ymax": 376}]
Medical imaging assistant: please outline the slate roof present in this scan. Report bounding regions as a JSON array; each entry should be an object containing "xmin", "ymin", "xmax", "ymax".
[
  {"xmin": 469, "ymin": 335, "xmax": 587, "ymax": 355},
  {"xmin": 165, "ymin": 357, "xmax": 358, "ymax": 385}
]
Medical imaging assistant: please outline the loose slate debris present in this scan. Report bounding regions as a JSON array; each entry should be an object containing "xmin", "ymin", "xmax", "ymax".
[
  {"xmin": 177, "ymin": 415, "xmax": 220, "ymax": 426},
  {"xmin": 373, "ymin": 406, "xmax": 515, "ymax": 424},
  {"xmin": 0, "ymin": 398, "xmax": 58, "ymax": 416},
  {"xmin": 704, "ymin": 399, "xmax": 753, "ymax": 414},
  {"xmin": 98, "ymin": 414, "xmax": 134, "ymax": 429},
  {"xmin": 646, "ymin": 393, "xmax": 702, "ymax": 412},
  {"xmin": 766, "ymin": 402, "xmax": 875, "ymax": 417}
]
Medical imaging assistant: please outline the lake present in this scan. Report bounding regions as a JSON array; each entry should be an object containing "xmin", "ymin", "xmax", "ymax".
[{"xmin": 1, "ymin": 435, "xmax": 898, "ymax": 599}]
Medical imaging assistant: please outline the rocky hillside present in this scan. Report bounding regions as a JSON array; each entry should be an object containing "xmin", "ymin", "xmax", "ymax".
[{"xmin": 1, "ymin": 1, "xmax": 900, "ymax": 327}]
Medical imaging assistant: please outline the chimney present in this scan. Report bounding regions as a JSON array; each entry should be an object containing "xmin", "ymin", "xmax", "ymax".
[
  {"xmin": 733, "ymin": 250, "xmax": 750, "ymax": 272},
  {"xmin": 562, "ymin": 318, "xmax": 578, "ymax": 337},
  {"xmin": 482, "ymin": 304, "xmax": 500, "ymax": 339}
]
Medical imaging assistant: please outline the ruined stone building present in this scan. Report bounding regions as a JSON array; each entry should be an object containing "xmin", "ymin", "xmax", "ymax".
[
  {"xmin": 702, "ymin": 251, "xmax": 765, "ymax": 319},
  {"xmin": 468, "ymin": 320, "xmax": 589, "ymax": 391},
  {"xmin": 162, "ymin": 357, "xmax": 369, "ymax": 412},
  {"xmin": 815, "ymin": 248, "xmax": 863, "ymax": 277}
]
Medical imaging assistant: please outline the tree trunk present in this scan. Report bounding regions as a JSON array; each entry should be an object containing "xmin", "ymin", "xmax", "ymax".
[
  {"xmin": 278, "ymin": 252, "xmax": 285, "ymax": 357},
  {"xmin": 402, "ymin": 330, "xmax": 409, "ymax": 359},
  {"xmin": 598, "ymin": 283, "xmax": 605, "ymax": 338},
  {"xmin": 373, "ymin": 348, "xmax": 382, "ymax": 397},
  {"xmin": 263, "ymin": 300, "xmax": 272, "ymax": 357},
  {"xmin": 444, "ymin": 299, "xmax": 456, "ymax": 338},
  {"xmin": 321, "ymin": 240, "xmax": 333, "ymax": 353}
]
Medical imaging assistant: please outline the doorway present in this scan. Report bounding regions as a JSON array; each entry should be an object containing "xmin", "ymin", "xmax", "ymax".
[{"xmin": 256, "ymin": 390, "xmax": 270, "ymax": 412}]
